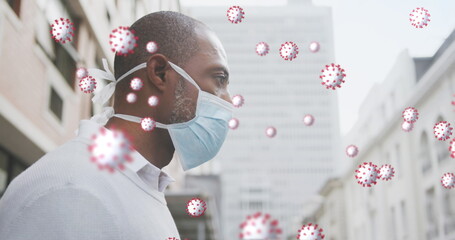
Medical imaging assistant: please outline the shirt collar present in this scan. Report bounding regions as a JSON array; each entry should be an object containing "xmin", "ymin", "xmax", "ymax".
[{"xmin": 76, "ymin": 119, "xmax": 175, "ymax": 193}]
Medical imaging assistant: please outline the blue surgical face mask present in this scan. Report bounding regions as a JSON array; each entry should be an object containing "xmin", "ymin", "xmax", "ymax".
[{"xmin": 108, "ymin": 61, "xmax": 234, "ymax": 171}]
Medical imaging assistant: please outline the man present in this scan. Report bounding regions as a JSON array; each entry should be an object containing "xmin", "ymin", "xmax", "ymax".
[{"xmin": 0, "ymin": 11, "xmax": 233, "ymax": 240}]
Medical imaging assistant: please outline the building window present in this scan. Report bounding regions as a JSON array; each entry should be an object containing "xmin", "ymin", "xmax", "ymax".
[
  {"xmin": 443, "ymin": 190, "xmax": 455, "ymax": 235},
  {"xmin": 435, "ymin": 116, "xmax": 449, "ymax": 163},
  {"xmin": 52, "ymin": 41, "xmax": 77, "ymax": 89},
  {"xmin": 400, "ymin": 200, "xmax": 408, "ymax": 238},
  {"xmin": 0, "ymin": 146, "xmax": 28, "ymax": 198},
  {"xmin": 7, "ymin": 0, "xmax": 21, "ymax": 17},
  {"xmin": 419, "ymin": 132, "xmax": 432, "ymax": 174},
  {"xmin": 395, "ymin": 144, "xmax": 402, "ymax": 178},
  {"xmin": 426, "ymin": 187, "xmax": 439, "ymax": 239},
  {"xmin": 49, "ymin": 87, "xmax": 63, "ymax": 121},
  {"xmin": 390, "ymin": 206, "xmax": 397, "ymax": 240}
]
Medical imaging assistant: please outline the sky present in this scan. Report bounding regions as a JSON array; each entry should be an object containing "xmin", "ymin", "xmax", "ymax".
[{"xmin": 180, "ymin": 0, "xmax": 455, "ymax": 136}]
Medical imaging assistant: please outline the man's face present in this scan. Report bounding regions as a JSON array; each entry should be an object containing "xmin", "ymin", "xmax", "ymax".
[{"xmin": 169, "ymin": 26, "xmax": 232, "ymax": 124}]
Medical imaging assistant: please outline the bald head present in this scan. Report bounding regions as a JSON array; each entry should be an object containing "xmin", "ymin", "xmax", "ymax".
[{"xmin": 114, "ymin": 11, "xmax": 208, "ymax": 80}]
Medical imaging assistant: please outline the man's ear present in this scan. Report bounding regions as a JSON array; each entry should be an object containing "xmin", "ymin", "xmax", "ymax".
[{"xmin": 146, "ymin": 54, "xmax": 170, "ymax": 92}]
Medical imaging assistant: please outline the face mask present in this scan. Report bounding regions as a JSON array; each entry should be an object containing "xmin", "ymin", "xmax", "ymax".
[{"xmin": 88, "ymin": 59, "xmax": 234, "ymax": 171}]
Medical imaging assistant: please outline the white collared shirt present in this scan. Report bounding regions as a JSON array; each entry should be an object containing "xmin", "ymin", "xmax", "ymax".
[{"xmin": 0, "ymin": 119, "xmax": 181, "ymax": 240}]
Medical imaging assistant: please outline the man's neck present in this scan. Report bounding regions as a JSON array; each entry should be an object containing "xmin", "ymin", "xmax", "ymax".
[{"xmin": 104, "ymin": 117, "xmax": 175, "ymax": 169}]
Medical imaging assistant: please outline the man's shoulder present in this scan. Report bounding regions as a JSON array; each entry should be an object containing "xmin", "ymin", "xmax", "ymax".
[{"xmin": 0, "ymin": 138, "xmax": 118, "ymax": 208}]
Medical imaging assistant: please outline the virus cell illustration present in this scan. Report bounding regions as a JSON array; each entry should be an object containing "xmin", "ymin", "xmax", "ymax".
[
  {"xmin": 232, "ymin": 94, "xmax": 245, "ymax": 108},
  {"xmin": 228, "ymin": 118, "xmax": 240, "ymax": 130},
  {"xmin": 76, "ymin": 67, "xmax": 88, "ymax": 79},
  {"xmin": 186, "ymin": 198, "xmax": 207, "ymax": 217},
  {"xmin": 433, "ymin": 121, "xmax": 453, "ymax": 141},
  {"xmin": 303, "ymin": 114, "xmax": 315, "ymax": 126},
  {"xmin": 378, "ymin": 164, "xmax": 395, "ymax": 181},
  {"xmin": 227, "ymin": 6, "xmax": 245, "ymax": 24},
  {"xmin": 309, "ymin": 41, "xmax": 320, "ymax": 53},
  {"xmin": 141, "ymin": 117, "xmax": 156, "ymax": 132},
  {"xmin": 296, "ymin": 223, "xmax": 325, "ymax": 240},
  {"xmin": 320, "ymin": 63, "xmax": 346, "ymax": 90},
  {"xmin": 165, "ymin": 238, "xmax": 179, "ymax": 240},
  {"xmin": 88, "ymin": 127, "xmax": 134, "ymax": 173},
  {"xmin": 441, "ymin": 173, "xmax": 455, "ymax": 189},
  {"xmin": 449, "ymin": 138, "xmax": 455, "ymax": 158},
  {"xmin": 109, "ymin": 26, "xmax": 138, "ymax": 56},
  {"xmin": 239, "ymin": 212, "xmax": 282, "ymax": 240},
  {"xmin": 451, "ymin": 94, "xmax": 455, "ymax": 111},
  {"xmin": 345, "ymin": 144, "xmax": 359, "ymax": 158},
  {"xmin": 279, "ymin": 41, "xmax": 299, "ymax": 61},
  {"xmin": 148, "ymin": 95, "xmax": 159, "ymax": 107},
  {"xmin": 402, "ymin": 107, "xmax": 419, "ymax": 123},
  {"xmin": 78, "ymin": 76, "xmax": 97, "ymax": 93},
  {"xmin": 401, "ymin": 121, "xmax": 414, "ymax": 132},
  {"xmin": 146, "ymin": 41, "xmax": 159, "ymax": 54},
  {"xmin": 265, "ymin": 126, "xmax": 277, "ymax": 138},
  {"xmin": 355, "ymin": 162, "xmax": 379, "ymax": 187},
  {"xmin": 130, "ymin": 77, "xmax": 143, "ymax": 91},
  {"xmin": 126, "ymin": 92, "xmax": 137, "ymax": 103},
  {"xmin": 256, "ymin": 42, "xmax": 270, "ymax": 56},
  {"xmin": 409, "ymin": 7, "xmax": 431, "ymax": 28},
  {"xmin": 50, "ymin": 18, "xmax": 75, "ymax": 44}
]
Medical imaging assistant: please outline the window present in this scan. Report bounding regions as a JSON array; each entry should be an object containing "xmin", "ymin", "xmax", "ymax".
[
  {"xmin": 425, "ymin": 188, "xmax": 439, "ymax": 239},
  {"xmin": 0, "ymin": 146, "xmax": 29, "ymax": 198},
  {"xmin": 7, "ymin": 0, "xmax": 21, "ymax": 17},
  {"xmin": 49, "ymin": 87, "xmax": 63, "ymax": 121},
  {"xmin": 249, "ymin": 201, "xmax": 263, "ymax": 209},
  {"xmin": 390, "ymin": 206, "xmax": 397, "ymax": 240},
  {"xmin": 52, "ymin": 41, "xmax": 77, "ymax": 89},
  {"xmin": 395, "ymin": 144, "xmax": 402, "ymax": 178},
  {"xmin": 400, "ymin": 200, "xmax": 408, "ymax": 238},
  {"xmin": 435, "ymin": 116, "xmax": 449, "ymax": 163},
  {"xmin": 443, "ymin": 190, "xmax": 455, "ymax": 235},
  {"xmin": 419, "ymin": 132, "xmax": 432, "ymax": 174}
]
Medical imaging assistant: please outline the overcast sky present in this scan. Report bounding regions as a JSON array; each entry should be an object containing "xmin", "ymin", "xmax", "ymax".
[{"xmin": 181, "ymin": 0, "xmax": 455, "ymax": 136}]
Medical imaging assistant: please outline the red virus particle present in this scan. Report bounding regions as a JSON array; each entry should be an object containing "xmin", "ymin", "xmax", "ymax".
[
  {"xmin": 227, "ymin": 6, "xmax": 245, "ymax": 24},
  {"xmin": 186, "ymin": 198, "xmax": 207, "ymax": 217},
  {"xmin": 165, "ymin": 238, "xmax": 179, "ymax": 240},
  {"xmin": 303, "ymin": 114, "xmax": 315, "ymax": 126},
  {"xmin": 141, "ymin": 117, "xmax": 156, "ymax": 132},
  {"xmin": 228, "ymin": 118, "xmax": 240, "ymax": 130},
  {"xmin": 256, "ymin": 42, "xmax": 270, "ymax": 56},
  {"xmin": 401, "ymin": 121, "xmax": 414, "ymax": 132},
  {"xmin": 50, "ymin": 18, "xmax": 75, "ymax": 44},
  {"xmin": 451, "ymin": 94, "xmax": 455, "ymax": 111},
  {"xmin": 265, "ymin": 126, "xmax": 277, "ymax": 138},
  {"xmin": 148, "ymin": 95, "xmax": 159, "ymax": 107},
  {"xmin": 296, "ymin": 223, "xmax": 325, "ymax": 240},
  {"xmin": 320, "ymin": 63, "xmax": 346, "ymax": 90},
  {"xmin": 109, "ymin": 26, "xmax": 138, "ymax": 56},
  {"xmin": 433, "ymin": 121, "xmax": 453, "ymax": 141},
  {"xmin": 239, "ymin": 212, "xmax": 282, "ymax": 240},
  {"xmin": 232, "ymin": 94, "xmax": 245, "ymax": 108},
  {"xmin": 130, "ymin": 77, "xmax": 143, "ymax": 91},
  {"xmin": 76, "ymin": 67, "xmax": 88, "ymax": 79},
  {"xmin": 79, "ymin": 76, "xmax": 97, "ymax": 93},
  {"xmin": 441, "ymin": 173, "xmax": 455, "ymax": 189},
  {"xmin": 402, "ymin": 107, "xmax": 419, "ymax": 123},
  {"xmin": 345, "ymin": 144, "xmax": 359, "ymax": 158},
  {"xmin": 355, "ymin": 162, "xmax": 379, "ymax": 187},
  {"xmin": 409, "ymin": 7, "xmax": 431, "ymax": 28},
  {"xmin": 126, "ymin": 92, "xmax": 137, "ymax": 103},
  {"xmin": 309, "ymin": 41, "xmax": 320, "ymax": 53},
  {"xmin": 146, "ymin": 41, "xmax": 159, "ymax": 54},
  {"xmin": 449, "ymin": 138, "xmax": 455, "ymax": 158},
  {"xmin": 88, "ymin": 127, "xmax": 134, "ymax": 173},
  {"xmin": 378, "ymin": 164, "xmax": 395, "ymax": 181},
  {"xmin": 279, "ymin": 41, "xmax": 299, "ymax": 61}
]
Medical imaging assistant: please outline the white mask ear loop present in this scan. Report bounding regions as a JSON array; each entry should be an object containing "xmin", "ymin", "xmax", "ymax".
[
  {"xmin": 113, "ymin": 114, "xmax": 169, "ymax": 129},
  {"xmin": 168, "ymin": 61, "xmax": 201, "ymax": 91}
]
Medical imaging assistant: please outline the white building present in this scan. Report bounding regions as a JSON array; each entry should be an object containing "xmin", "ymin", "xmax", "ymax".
[
  {"xmin": 305, "ymin": 29, "xmax": 455, "ymax": 240},
  {"xmin": 184, "ymin": 0, "xmax": 340, "ymax": 238}
]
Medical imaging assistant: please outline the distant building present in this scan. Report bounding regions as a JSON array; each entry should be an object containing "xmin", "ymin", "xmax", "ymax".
[
  {"xmin": 184, "ymin": 0, "xmax": 340, "ymax": 238},
  {"xmin": 304, "ymin": 29, "xmax": 455, "ymax": 240}
]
